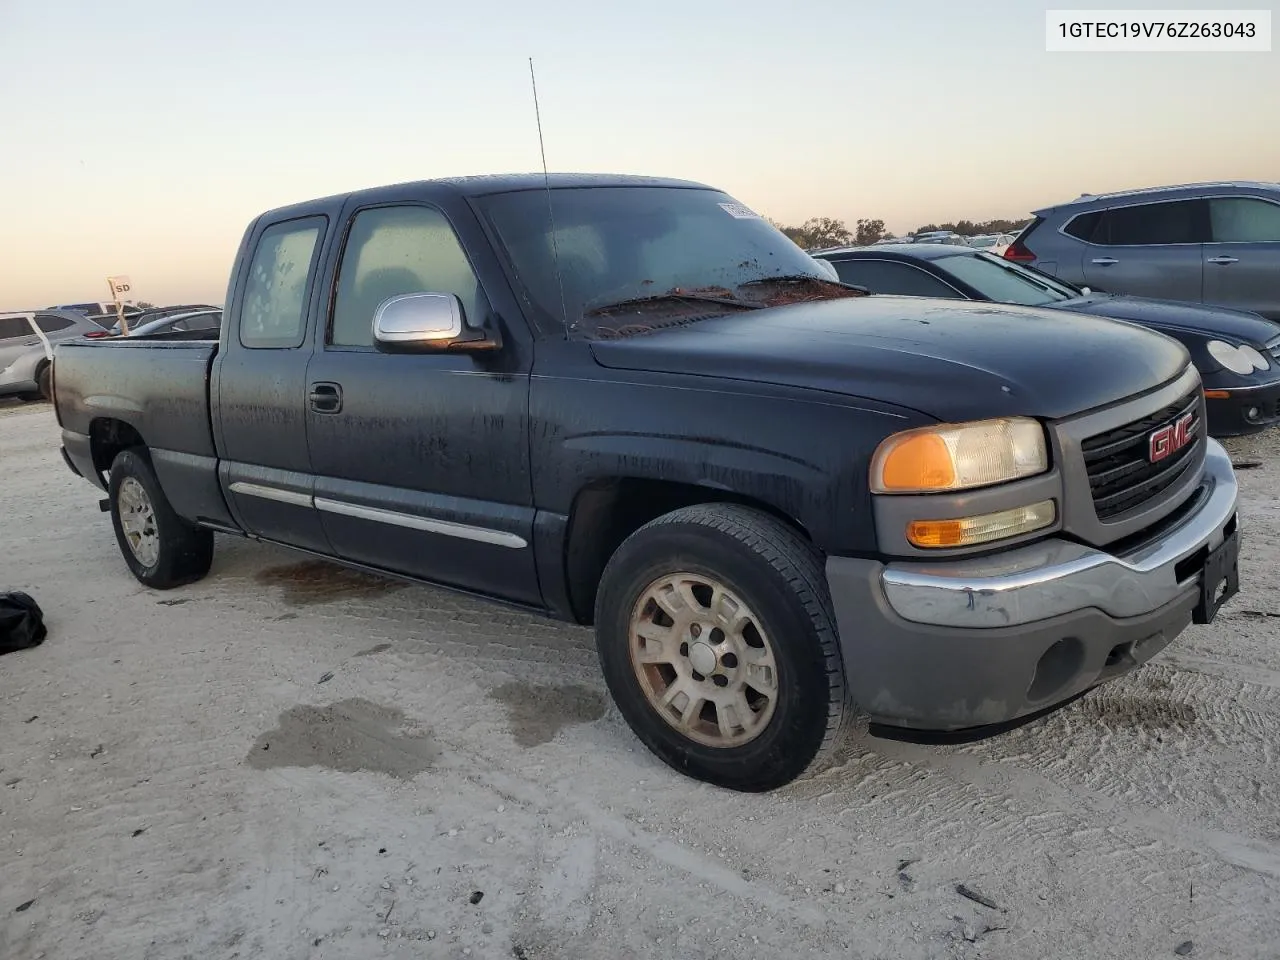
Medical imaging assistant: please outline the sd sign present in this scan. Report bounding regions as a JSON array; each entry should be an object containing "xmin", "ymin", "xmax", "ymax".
[{"xmin": 107, "ymin": 275, "xmax": 132, "ymax": 300}]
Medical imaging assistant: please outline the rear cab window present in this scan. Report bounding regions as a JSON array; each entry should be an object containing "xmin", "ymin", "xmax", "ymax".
[{"xmin": 239, "ymin": 217, "xmax": 327, "ymax": 349}]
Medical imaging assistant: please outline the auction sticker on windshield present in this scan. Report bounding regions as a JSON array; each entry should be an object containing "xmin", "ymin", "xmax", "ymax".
[{"xmin": 719, "ymin": 202, "xmax": 761, "ymax": 219}]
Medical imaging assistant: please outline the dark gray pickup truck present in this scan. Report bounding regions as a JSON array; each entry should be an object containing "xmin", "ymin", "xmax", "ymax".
[{"xmin": 53, "ymin": 174, "xmax": 1241, "ymax": 791}]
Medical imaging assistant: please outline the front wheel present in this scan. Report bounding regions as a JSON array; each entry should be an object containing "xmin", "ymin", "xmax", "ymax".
[
  {"xmin": 108, "ymin": 449, "xmax": 214, "ymax": 589},
  {"xmin": 594, "ymin": 504, "xmax": 847, "ymax": 792}
]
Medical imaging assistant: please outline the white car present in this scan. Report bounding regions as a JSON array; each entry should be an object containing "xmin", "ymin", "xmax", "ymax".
[
  {"xmin": 0, "ymin": 310, "xmax": 109, "ymax": 401},
  {"xmin": 966, "ymin": 233, "xmax": 1014, "ymax": 256}
]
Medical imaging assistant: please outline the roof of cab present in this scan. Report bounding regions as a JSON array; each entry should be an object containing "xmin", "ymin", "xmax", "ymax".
[{"xmin": 257, "ymin": 173, "xmax": 715, "ymax": 221}]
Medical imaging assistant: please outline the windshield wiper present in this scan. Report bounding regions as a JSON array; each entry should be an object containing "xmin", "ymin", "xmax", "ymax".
[
  {"xmin": 583, "ymin": 292, "xmax": 764, "ymax": 316},
  {"xmin": 739, "ymin": 275, "xmax": 870, "ymax": 294},
  {"xmin": 1009, "ymin": 262, "xmax": 1083, "ymax": 298}
]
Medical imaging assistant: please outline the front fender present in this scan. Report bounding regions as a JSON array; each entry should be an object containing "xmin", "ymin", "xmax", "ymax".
[
  {"xmin": 531, "ymin": 368, "xmax": 928, "ymax": 555},
  {"xmin": 558, "ymin": 431, "xmax": 824, "ymax": 527}
]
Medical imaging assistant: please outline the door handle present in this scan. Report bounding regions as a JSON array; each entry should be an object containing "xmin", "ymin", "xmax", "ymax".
[
  {"xmin": 309, "ymin": 382, "xmax": 343, "ymax": 414},
  {"xmin": 1207, "ymin": 256, "xmax": 1239, "ymax": 265},
  {"xmin": 1091, "ymin": 257, "xmax": 1119, "ymax": 266}
]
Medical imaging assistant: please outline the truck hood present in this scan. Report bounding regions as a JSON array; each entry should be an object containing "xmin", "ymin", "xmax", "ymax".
[
  {"xmin": 1050, "ymin": 293, "xmax": 1280, "ymax": 346},
  {"xmin": 588, "ymin": 297, "xmax": 1190, "ymax": 422}
]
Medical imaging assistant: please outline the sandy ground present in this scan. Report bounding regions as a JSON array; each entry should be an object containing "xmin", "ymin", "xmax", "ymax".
[{"xmin": 2, "ymin": 400, "xmax": 1279, "ymax": 960}]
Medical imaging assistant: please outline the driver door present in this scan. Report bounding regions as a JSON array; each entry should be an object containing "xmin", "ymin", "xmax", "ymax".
[{"xmin": 304, "ymin": 202, "xmax": 540, "ymax": 603}]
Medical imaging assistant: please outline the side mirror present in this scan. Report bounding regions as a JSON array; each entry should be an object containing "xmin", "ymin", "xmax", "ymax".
[{"xmin": 372, "ymin": 292, "xmax": 499, "ymax": 353}]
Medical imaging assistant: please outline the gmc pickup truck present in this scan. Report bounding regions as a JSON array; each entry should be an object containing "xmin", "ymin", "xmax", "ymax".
[{"xmin": 53, "ymin": 174, "xmax": 1241, "ymax": 791}]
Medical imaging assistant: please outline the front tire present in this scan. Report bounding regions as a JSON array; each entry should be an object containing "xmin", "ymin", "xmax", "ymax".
[
  {"xmin": 37, "ymin": 364, "xmax": 52, "ymax": 401},
  {"xmin": 108, "ymin": 449, "xmax": 214, "ymax": 589},
  {"xmin": 594, "ymin": 504, "xmax": 847, "ymax": 792}
]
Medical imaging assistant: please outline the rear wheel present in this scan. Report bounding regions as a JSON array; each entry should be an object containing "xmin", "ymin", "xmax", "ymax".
[
  {"xmin": 595, "ymin": 503, "xmax": 847, "ymax": 791},
  {"xmin": 37, "ymin": 364, "xmax": 52, "ymax": 401},
  {"xmin": 108, "ymin": 449, "xmax": 214, "ymax": 589}
]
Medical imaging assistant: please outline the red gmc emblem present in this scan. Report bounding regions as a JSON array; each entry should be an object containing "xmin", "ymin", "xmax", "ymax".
[{"xmin": 1149, "ymin": 412, "xmax": 1197, "ymax": 463}]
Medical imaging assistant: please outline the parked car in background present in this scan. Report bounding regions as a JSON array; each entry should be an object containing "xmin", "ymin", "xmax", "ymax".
[
  {"xmin": 814, "ymin": 244, "xmax": 1280, "ymax": 436},
  {"xmin": 966, "ymin": 233, "xmax": 1014, "ymax": 255},
  {"xmin": 124, "ymin": 309, "xmax": 222, "ymax": 338},
  {"xmin": 66, "ymin": 304, "xmax": 144, "ymax": 327},
  {"xmin": 913, "ymin": 231, "xmax": 967, "ymax": 245},
  {"xmin": 1, "ymin": 310, "xmax": 108, "ymax": 401},
  {"xmin": 54, "ymin": 173, "xmax": 1240, "ymax": 790},
  {"xmin": 85, "ymin": 304, "xmax": 222, "ymax": 337},
  {"xmin": 82, "ymin": 308, "xmax": 145, "ymax": 335},
  {"xmin": 1007, "ymin": 181, "xmax": 1280, "ymax": 320},
  {"xmin": 50, "ymin": 301, "xmax": 138, "ymax": 316}
]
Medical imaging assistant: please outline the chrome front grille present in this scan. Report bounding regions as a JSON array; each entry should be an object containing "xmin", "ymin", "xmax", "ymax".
[{"xmin": 1081, "ymin": 389, "xmax": 1202, "ymax": 521}]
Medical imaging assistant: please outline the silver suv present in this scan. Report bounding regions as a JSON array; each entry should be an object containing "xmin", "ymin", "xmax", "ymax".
[
  {"xmin": 1006, "ymin": 181, "xmax": 1280, "ymax": 320},
  {"xmin": 0, "ymin": 311, "xmax": 107, "ymax": 401}
]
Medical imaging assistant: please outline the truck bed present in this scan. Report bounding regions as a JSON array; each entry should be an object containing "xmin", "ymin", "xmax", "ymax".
[{"xmin": 54, "ymin": 338, "xmax": 221, "ymax": 497}]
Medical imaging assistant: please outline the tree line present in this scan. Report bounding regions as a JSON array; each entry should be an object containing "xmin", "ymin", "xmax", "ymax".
[{"xmin": 769, "ymin": 216, "xmax": 1031, "ymax": 250}]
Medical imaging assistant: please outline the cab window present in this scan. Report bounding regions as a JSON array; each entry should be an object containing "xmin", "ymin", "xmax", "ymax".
[{"xmin": 329, "ymin": 205, "xmax": 485, "ymax": 349}]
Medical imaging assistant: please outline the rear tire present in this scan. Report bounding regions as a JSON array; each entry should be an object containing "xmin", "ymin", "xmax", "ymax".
[
  {"xmin": 37, "ymin": 364, "xmax": 52, "ymax": 401},
  {"xmin": 108, "ymin": 449, "xmax": 214, "ymax": 589},
  {"xmin": 594, "ymin": 503, "xmax": 847, "ymax": 792}
]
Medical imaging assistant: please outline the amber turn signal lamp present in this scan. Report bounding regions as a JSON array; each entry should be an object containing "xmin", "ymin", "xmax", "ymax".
[{"xmin": 906, "ymin": 500, "xmax": 1057, "ymax": 548}]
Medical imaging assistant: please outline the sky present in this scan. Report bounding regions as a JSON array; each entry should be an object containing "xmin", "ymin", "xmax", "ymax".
[{"xmin": 1, "ymin": 0, "xmax": 1277, "ymax": 307}]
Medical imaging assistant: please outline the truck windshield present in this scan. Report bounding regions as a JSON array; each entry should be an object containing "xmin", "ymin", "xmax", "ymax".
[{"xmin": 479, "ymin": 186, "xmax": 854, "ymax": 338}]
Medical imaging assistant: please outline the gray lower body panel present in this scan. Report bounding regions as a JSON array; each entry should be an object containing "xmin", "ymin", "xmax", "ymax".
[
  {"xmin": 826, "ymin": 555, "xmax": 1198, "ymax": 731},
  {"xmin": 61, "ymin": 431, "xmax": 103, "ymax": 490}
]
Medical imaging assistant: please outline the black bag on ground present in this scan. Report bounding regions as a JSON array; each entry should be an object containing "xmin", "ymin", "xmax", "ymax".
[{"xmin": 0, "ymin": 592, "xmax": 47, "ymax": 654}]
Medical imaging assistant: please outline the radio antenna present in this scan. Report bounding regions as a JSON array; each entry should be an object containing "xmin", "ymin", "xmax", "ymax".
[{"xmin": 529, "ymin": 57, "xmax": 572, "ymax": 337}]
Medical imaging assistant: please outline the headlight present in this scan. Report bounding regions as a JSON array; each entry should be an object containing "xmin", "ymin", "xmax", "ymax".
[
  {"xmin": 1206, "ymin": 339, "xmax": 1269, "ymax": 375},
  {"xmin": 870, "ymin": 417, "xmax": 1048, "ymax": 494},
  {"xmin": 1240, "ymin": 344, "xmax": 1271, "ymax": 372}
]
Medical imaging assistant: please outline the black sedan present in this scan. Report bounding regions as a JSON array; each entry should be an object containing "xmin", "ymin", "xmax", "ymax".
[
  {"xmin": 84, "ymin": 304, "xmax": 222, "ymax": 338},
  {"xmin": 125, "ymin": 308, "xmax": 222, "ymax": 338},
  {"xmin": 813, "ymin": 244, "xmax": 1280, "ymax": 437}
]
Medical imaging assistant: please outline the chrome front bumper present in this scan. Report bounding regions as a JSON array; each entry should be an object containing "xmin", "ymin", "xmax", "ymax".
[
  {"xmin": 825, "ymin": 438, "xmax": 1239, "ymax": 733},
  {"xmin": 880, "ymin": 438, "xmax": 1238, "ymax": 629}
]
